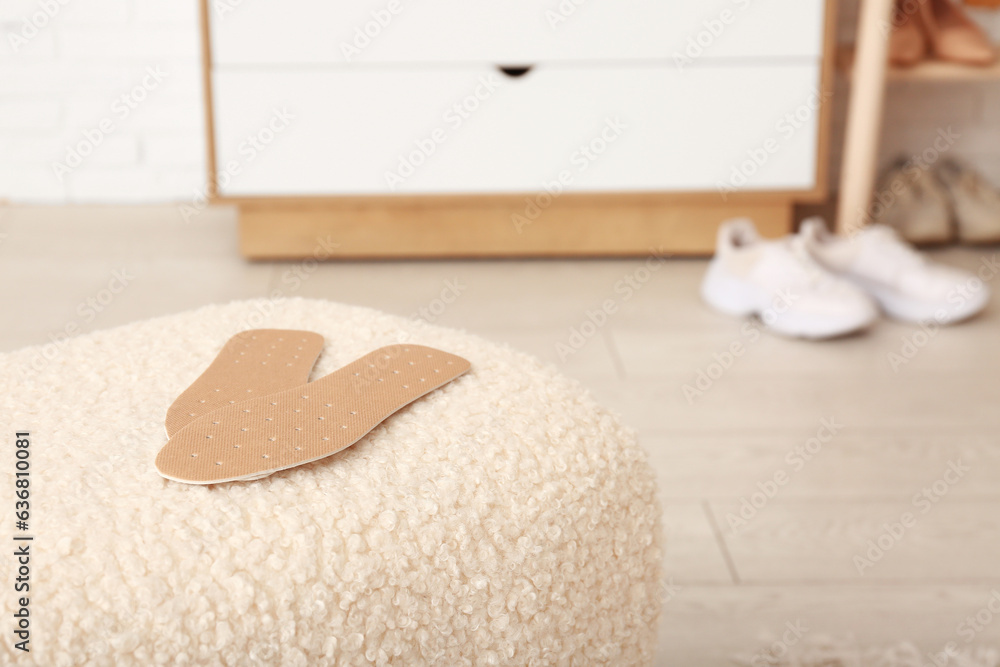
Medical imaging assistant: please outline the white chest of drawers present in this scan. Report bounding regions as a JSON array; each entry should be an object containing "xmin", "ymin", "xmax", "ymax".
[{"xmin": 202, "ymin": 0, "xmax": 835, "ymax": 258}]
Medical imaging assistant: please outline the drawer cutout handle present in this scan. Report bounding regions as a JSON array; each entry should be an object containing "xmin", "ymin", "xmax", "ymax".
[{"xmin": 497, "ymin": 65, "xmax": 534, "ymax": 78}]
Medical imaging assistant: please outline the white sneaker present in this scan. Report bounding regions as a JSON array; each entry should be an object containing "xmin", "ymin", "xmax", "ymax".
[
  {"xmin": 800, "ymin": 218, "xmax": 989, "ymax": 324},
  {"xmin": 701, "ymin": 219, "xmax": 879, "ymax": 339}
]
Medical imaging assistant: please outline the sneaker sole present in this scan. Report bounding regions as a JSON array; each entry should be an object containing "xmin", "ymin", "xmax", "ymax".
[
  {"xmin": 701, "ymin": 263, "xmax": 876, "ymax": 339},
  {"xmin": 865, "ymin": 281, "xmax": 989, "ymax": 325}
]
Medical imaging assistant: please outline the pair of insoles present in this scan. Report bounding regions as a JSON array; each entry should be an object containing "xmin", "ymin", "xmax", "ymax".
[{"xmin": 157, "ymin": 330, "xmax": 470, "ymax": 484}]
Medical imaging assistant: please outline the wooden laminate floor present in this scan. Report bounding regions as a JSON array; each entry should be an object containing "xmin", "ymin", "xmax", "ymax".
[{"xmin": 2, "ymin": 205, "xmax": 998, "ymax": 665}]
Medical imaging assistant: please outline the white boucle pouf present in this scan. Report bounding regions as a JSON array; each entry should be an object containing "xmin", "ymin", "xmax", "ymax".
[{"xmin": 0, "ymin": 299, "xmax": 663, "ymax": 667}]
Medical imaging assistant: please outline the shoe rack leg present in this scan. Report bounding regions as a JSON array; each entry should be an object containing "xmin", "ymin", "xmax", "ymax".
[{"xmin": 836, "ymin": 0, "xmax": 896, "ymax": 235}]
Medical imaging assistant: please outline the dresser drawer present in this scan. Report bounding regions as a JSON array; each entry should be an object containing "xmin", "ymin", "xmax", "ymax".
[
  {"xmin": 211, "ymin": 0, "xmax": 824, "ymax": 65},
  {"xmin": 213, "ymin": 63, "xmax": 820, "ymax": 197}
]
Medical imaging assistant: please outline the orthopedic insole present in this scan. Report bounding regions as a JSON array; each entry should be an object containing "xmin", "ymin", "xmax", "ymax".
[
  {"xmin": 165, "ymin": 330, "xmax": 324, "ymax": 437},
  {"xmin": 156, "ymin": 344, "xmax": 470, "ymax": 484}
]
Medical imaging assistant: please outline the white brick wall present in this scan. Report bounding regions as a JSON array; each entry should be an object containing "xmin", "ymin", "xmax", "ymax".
[
  {"xmin": 0, "ymin": 0, "xmax": 205, "ymax": 203},
  {"xmin": 0, "ymin": 0, "xmax": 997, "ymax": 203}
]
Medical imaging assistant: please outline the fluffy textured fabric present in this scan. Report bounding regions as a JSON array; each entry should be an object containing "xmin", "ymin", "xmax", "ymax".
[{"xmin": 0, "ymin": 299, "xmax": 663, "ymax": 666}]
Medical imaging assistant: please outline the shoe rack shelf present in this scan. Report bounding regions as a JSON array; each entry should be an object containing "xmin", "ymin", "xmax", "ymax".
[
  {"xmin": 835, "ymin": 0, "xmax": 999, "ymax": 235},
  {"xmin": 838, "ymin": 43, "xmax": 1000, "ymax": 80}
]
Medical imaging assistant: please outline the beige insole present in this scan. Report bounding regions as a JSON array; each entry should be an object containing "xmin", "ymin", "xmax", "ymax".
[
  {"xmin": 165, "ymin": 330, "xmax": 324, "ymax": 437},
  {"xmin": 156, "ymin": 344, "xmax": 470, "ymax": 484}
]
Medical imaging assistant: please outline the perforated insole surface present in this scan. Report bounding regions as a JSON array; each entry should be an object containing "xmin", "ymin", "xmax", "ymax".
[
  {"xmin": 165, "ymin": 330, "xmax": 324, "ymax": 437},
  {"xmin": 156, "ymin": 344, "xmax": 470, "ymax": 484}
]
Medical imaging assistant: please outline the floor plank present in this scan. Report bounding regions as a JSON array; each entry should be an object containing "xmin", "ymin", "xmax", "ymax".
[
  {"xmin": 710, "ymin": 499, "xmax": 1000, "ymax": 582},
  {"xmin": 657, "ymin": 584, "xmax": 1000, "ymax": 666},
  {"xmin": 661, "ymin": 502, "xmax": 734, "ymax": 585},
  {"xmin": 643, "ymin": 432, "xmax": 1000, "ymax": 500},
  {"xmin": 588, "ymin": 373, "xmax": 1000, "ymax": 435}
]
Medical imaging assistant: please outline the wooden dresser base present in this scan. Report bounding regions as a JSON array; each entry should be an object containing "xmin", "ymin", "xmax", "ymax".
[{"xmin": 236, "ymin": 196, "xmax": 794, "ymax": 260}]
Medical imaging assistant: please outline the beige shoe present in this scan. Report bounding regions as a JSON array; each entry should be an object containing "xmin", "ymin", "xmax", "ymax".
[
  {"xmin": 889, "ymin": 0, "xmax": 927, "ymax": 67},
  {"xmin": 801, "ymin": 218, "xmax": 989, "ymax": 324},
  {"xmin": 919, "ymin": 0, "xmax": 996, "ymax": 65},
  {"xmin": 871, "ymin": 159, "xmax": 953, "ymax": 245},
  {"xmin": 936, "ymin": 159, "xmax": 1000, "ymax": 244}
]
